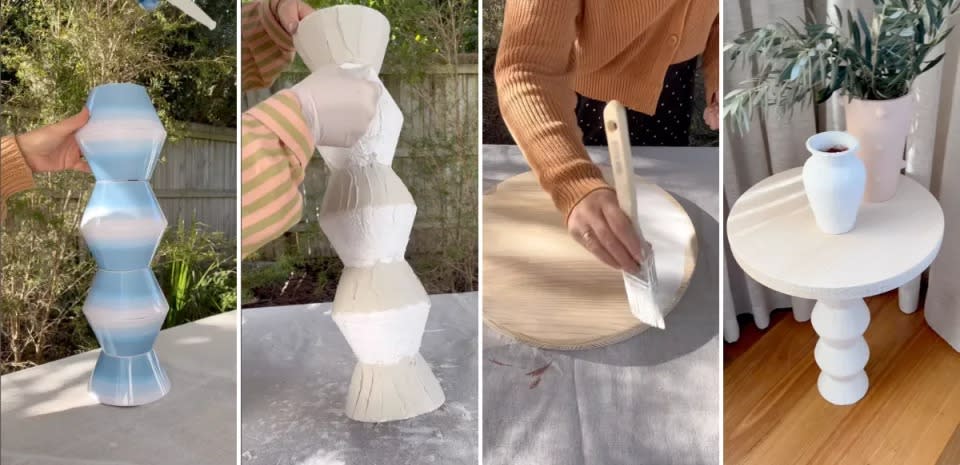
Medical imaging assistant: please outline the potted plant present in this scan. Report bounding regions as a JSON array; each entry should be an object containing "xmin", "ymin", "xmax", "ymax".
[{"xmin": 724, "ymin": 0, "xmax": 959, "ymax": 202}]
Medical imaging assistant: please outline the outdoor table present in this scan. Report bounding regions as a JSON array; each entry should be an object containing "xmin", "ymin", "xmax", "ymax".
[
  {"xmin": 241, "ymin": 292, "xmax": 478, "ymax": 465},
  {"xmin": 727, "ymin": 168, "xmax": 944, "ymax": 405},
  {"xmin": 1, "ymin": 311, "xmax": 237, "ymax": 465},
  {"xmin": 482, "ymin": 144, "xmax": 719, "ymax": 465}
]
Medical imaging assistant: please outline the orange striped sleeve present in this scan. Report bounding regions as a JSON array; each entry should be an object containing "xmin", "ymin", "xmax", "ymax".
[
  {"xmin": 241, "ymin": 0, "xmax": 296, "ymax": 91},
  {"xmin": 241, "ymin": 90, "xmax": 313, "ymax": 258},
  {"xmin": 1, "ymin": 136, "xmax": 35, "ymax": 222}
]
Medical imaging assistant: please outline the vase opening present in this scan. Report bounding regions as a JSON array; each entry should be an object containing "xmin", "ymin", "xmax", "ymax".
[{"xmin": 805, "ymin": 131, "xmax": 859, "ymax": 157}]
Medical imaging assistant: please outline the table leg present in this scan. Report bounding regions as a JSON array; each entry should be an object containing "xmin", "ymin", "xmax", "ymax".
[
  {"xmin": 898, "ymin": 276, "xmax": 921, "ymax": 314},
  {"xmin": 792, "ymin": 297, "xmax": 814, "ymax": 322},
  {"xmin": 810, "ymin": 299, "xmax": 871, "ymax": 405}
]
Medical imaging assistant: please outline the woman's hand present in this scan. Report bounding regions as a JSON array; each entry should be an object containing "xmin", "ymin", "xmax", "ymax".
[
  {"xmin": 567, "ymin": 189, "xmax": 650, "ymax": 274},
  {"xmin": 16, "ymin": 109, "xmax": 91, "ymax": 173},
  {"xmin": 703, "ymin": 93, "xmax": 720, "ymax": 130},
  {"xmin": 276, "ymin": 0, "xmax": 314, "ymax": 34}
]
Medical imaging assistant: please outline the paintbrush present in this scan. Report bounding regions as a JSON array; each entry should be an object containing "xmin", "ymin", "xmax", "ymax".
[{"xmin": 603, "ymin": 100, "xmax": 665, "ymax": 329}]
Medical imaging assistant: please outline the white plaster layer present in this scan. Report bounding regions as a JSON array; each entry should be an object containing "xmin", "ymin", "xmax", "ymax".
[
  {"xmin": 317, "ymin": 80, "xmax": 403, "ymax": 169},
  {"xmin": 343, "ymin": 353, "xmax": 445, "ymax": 422},
  {"xmin": 319, "ymin": 205, "xmax": 416, "ymax": 266},
  {"xmin": 333, "ymin": 261, "xmax": 429, "ymax": 314},
  {"xmin": 320, "ymin": 156, "xmax": 414, "ymax": 211},
  {"xmin": 294, "ymin": 5, "xmax": 390, "ymax": 74},
  {"xmin": 319, "ymin": 164, "xmax": 416, "ymax": 266},
  {"xmin": 332, "ymin": 302, "xmax": 430, "ymax": 364}
]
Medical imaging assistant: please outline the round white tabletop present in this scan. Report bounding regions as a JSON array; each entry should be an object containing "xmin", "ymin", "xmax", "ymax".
[
  {"xmin": 727, "ymin": 168, "xmax": 944, "ymax": 405},
  {"xmin": 728, "ymin": 168, "xmax": 944, "ymax": 300}
]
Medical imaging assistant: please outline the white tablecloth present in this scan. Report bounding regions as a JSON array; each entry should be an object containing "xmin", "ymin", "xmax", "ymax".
[
  {"xmin": 240, "ymin": 292, "xmax": 478, "ymax": 465},
  {"xmin": 1, "ymin": 311, "xmax": 237, "ymax": 465},
  {"xmin": 482, "ymin": 145, "xmax": 719, "ymax": 465}
]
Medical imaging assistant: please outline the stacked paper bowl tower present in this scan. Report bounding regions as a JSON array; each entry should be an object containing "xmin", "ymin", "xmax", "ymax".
[
  {"xmin": 314, "ymin": 68, "xmax": 445, "ymax": 422},
  {"xmin": 76, "ymin": 83, "xmax": 170, "ymax": 406},
  {"xmin": 317, "ymin": 84, "xmax": 446, "ymax": 421}
]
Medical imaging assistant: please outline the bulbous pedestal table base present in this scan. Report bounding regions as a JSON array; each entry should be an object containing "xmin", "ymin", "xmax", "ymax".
[
  {"xmin": 811, "ymin": 299, "xmax": 871, "ymax": 405},
  {"xmin": 89, "ymin": 350, "xmax": 171, "ymax": 406}
]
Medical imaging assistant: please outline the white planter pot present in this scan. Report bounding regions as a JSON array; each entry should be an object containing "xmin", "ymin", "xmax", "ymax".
[
  {"xmin": 845, "ymin": 94, "xmax": 915, "ymax": 202},
  {"xmin": 803, "ymin": 131, "xmax": 866, "ymax": 234}
]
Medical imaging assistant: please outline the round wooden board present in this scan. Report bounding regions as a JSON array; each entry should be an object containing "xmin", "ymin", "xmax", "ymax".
[{"xmin": 483, "ymin": 169, "xmax": 697, "ymax": 350}]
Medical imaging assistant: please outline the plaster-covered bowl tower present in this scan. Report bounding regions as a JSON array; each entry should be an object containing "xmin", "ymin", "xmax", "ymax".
[
  {"xmin": 76, "ymin": 83, "xmax": 170, "ymax": 406},
  {"xmin": 294, "ymin": 5, "xmax": 445, "ymax": 422}
]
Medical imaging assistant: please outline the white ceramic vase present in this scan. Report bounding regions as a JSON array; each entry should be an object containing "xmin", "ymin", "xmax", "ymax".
[
  {"xmin": 844, "ymin": 94, "xmax": 914, "ymax": 203},
  {"xmin": 802, "ymin": 131, "xmax": 866, "ymax": 234}
]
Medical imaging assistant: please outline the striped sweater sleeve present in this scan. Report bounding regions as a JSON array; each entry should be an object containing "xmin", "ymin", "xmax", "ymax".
[
  {"xmin": 241, "ymin": 90, "xmax": 313, "ymax": 258},
  {"xmin": 241, "ymin": 0, "xmax": 296, "ymax": 91},
  {"xmin": 1, "ymin": 136, "xmax": 35, "ymax": 222},
  {"xmin": 494, "ymin": 0, "xmax": 611, "ymax": 222}
]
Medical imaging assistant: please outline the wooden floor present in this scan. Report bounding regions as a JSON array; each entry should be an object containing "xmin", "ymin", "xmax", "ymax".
[{"xmin": 724, "ymin": 290, "xmax": 960, "ymax": 465}]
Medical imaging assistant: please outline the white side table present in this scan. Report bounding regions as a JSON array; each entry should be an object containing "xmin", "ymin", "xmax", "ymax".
[{"xmin": 727, "ymin": 168, "xmax": 944, "ymax": 405}]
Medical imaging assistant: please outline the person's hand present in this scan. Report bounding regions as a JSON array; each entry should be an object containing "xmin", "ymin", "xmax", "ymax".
[
  {"xmin": 289, "ymin": 64, "xmax": 381, "ymax": 148},
  {"xmin": 567, "ymin": 189, "xmax": 650, "ymax": 274},
  {"xmin": 703, "ymin": 93, "xmax": 720, "ymax": 130},
  {"xmin": 276, "ymin": 0, "xmax": 313, "ymax": 34},
  {"xmin": 16, "ymin": 109, "xmax": 91, "ymax": 173}
]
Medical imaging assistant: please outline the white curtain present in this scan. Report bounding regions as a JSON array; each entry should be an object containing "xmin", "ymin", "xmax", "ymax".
[{"xmin": 723, "ymin": 0, "xmax": 960, "ymax": 351}]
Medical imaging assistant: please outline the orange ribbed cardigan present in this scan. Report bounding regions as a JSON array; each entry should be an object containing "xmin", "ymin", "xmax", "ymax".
[
  {"xmin": 495, "ymin": 0, "xmax": 720, "ymax": 220},
  {"xmin": 0, "ymin": 136, "xmax": 35, "ymax": 221}
]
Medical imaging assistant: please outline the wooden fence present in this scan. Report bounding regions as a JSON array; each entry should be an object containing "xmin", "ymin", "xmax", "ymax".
[
  {"xmin": 153, "ymin": 123, "xmax": 237, "ymax": 237},
  {"xmin": 242, "ymin": 60, "xmax": 479, "ymax": 260}
]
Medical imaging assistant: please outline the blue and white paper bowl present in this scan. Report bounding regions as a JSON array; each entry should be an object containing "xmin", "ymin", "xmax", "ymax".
[
  {"xmin": 80, "ymin": 181, "xmax": 167, "ymax": 271},
  {"xmin": 89, "ymin": 349, "xmax": 171, "ymax": 406},
  {"xmin": 76, "ymin": 83, "xmax": 166, "ymax": 181},
  {"xmin": 83, "ymin": 269, "xmax": 168, "ymax": 357}
]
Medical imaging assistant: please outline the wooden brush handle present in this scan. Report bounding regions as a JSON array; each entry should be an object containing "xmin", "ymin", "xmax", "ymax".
[{"xmin": 603, "ymin": 101, "xmax": 637, "ymax": 221}]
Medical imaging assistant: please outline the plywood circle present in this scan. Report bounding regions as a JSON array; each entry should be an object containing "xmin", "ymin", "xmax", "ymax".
[{"xmin": 483, "ymin": 169, "xmax": 697, "ymax": 350}]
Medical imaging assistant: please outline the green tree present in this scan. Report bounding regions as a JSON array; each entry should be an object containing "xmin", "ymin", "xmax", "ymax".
[{"xmin": 0, "ymin": 0, "xmax": 236, "ymax": 133}]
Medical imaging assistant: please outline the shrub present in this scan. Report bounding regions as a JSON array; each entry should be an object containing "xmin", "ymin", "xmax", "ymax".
[
  {"xmin": 154, "ymin": 218, "xmax": 237, "ymax": 326},
  {"xmin": 0, "ymin": 175, "xmax": 96, "ymax": 374}
]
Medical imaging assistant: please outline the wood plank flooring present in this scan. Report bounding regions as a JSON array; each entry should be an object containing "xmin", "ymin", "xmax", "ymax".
[{"xmin": 724, "ymin": 290, "xmax": 960, "ymax": 465}]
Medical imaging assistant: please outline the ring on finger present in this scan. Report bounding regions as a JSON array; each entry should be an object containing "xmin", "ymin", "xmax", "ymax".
[{"xmin": 581, "ymin": 229, "xmax": 597, "ymax": 247}]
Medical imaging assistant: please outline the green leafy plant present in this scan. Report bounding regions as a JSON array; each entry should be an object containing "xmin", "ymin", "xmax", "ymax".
[
  {"xmin": 724, "ymin": 0, "xmax": 959, "ymax": 132},
  {"xmin": 154, "ymin": 218, "xmax": 236, "ymax": 327}
]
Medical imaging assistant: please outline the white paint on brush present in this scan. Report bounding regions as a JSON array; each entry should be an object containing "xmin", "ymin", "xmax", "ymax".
[{"xmin": 332, "ymin": 301, "xmax": 430, "ymax": 364}]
